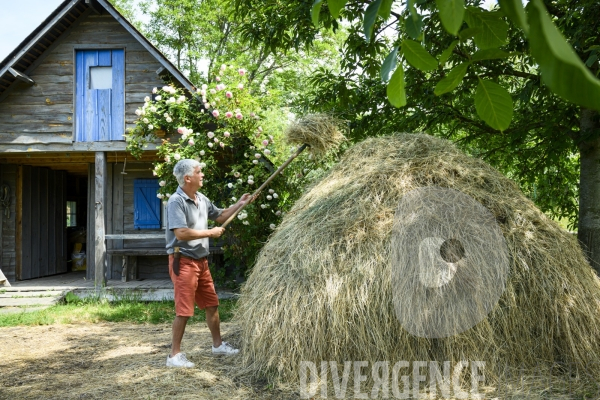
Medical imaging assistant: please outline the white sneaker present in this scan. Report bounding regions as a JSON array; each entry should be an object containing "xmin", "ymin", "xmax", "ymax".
[
  {"xmin": 212, "ymin": 341, "xmax": 239, "ymax": 355},
  {"xmin": 166, "ymin": 352, "xmax": 195, "ymax": 368}
]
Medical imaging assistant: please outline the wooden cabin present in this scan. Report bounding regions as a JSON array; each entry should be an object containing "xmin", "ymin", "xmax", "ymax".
[{"xmin": 0, "ymin": 0, "xmax": 198, "ymax": 285}]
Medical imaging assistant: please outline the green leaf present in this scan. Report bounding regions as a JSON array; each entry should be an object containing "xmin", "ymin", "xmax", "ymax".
[
  {"xmin": 434, "ymin": 62, "xmax": 470, "ymax": 95},
  {"xmin": 402, "ymin": 40, "xmax": 438, "ymax": 71},
  {"xmin": 439, "ymin": 40, "xmax": 459, "ymax": 65},
  {"xmin": 327, "ymin": 0, "xmax": 347, "ymax": 19},
  {"xmin": 471, "ymin": 48, "xmax": 513, "ymax": 61},
  {"xmin": 458, "ymin": 27, "xmax": 482, "ymax": 41},
  {"xmin": 381, "ymin": 46, "xmax": 399, "ymax": 83},
  {"xmin": 379, "ymin": 0, "xmax": 394, "ymax": 20},
  {"xmin": 311, "ymin": 0, "xmax": 323, "ymax": 26},
  {"xmin": 387, "ymin": 64, "xmax": 407, "ymax": 107},
  {"xmin": 364, "ymin": 0, "xmax": 384, "ymax": 42},
  {"xmin": 436, "ymin": 0, "xmax": 465, "ymax": 36},
  {"xmin": 464, "ymin": 7, "xmax": 508, "ymax": 49},
  {"xmin": 474, "ymin": 79, "xmax": 513, "ymax": 131},
  {"xmin": 498, "ymin": 0, "xmax": 528, "ymax": 34},
  {"xmin": 585, "ymin": 53, "xmax": 598, "ymax": 68},
  {"xmin": 526, "ymin": 0, "xmax": 600, "ymax": 111},
  {"xmin": 405, "ymin": 14, "xmax": 424, "ymax": 40}
]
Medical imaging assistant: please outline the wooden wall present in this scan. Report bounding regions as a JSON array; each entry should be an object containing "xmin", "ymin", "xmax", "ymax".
[
  {"xmin": 110, "ymin": 161, "xmax": 168, "ymax": 279},
  {"xmin": 0, "ymin": 165, "xmax": 17, "ymax": 282},
  {"xmin": 0, "ymin": 13, "xmax": 167, "ymax": 146}
]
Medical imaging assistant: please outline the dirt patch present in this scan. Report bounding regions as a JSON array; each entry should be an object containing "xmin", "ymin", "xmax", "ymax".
[{"xmin": 0, "ymin": 322, "xmax": 296, "ymax": 400}]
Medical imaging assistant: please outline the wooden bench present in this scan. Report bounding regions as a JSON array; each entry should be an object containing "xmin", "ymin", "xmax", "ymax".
[{"xmin": 105, "ymin": 234, "xmax": 224, "ymax": 282}]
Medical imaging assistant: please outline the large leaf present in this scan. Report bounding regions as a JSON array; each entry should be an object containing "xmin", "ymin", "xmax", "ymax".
[
  {"xmin": 434, "ymin": 62, "xmax": 470, "ymax": 95},
  {"xmin": 405, "ymin": 14, "xmax": 424, "ymax": 40},
  {"xmin": 471, "ymin": 48, "xmax": 513, "ymax": 61},
  {"xmin": 387, "ymin": 65, "xmax": 407, "ymax": 107},
  {"xmin": 379, "ymin": 0, "xmax": 394, "ymax": 20},
  {"xmin": 474, "ymin": 79, "xmax": 513, "ymax": 131},
  {"xmin": 464, "ymin": 7, "xmax": 508, "ymax": 49},
  {"xmin": 498, "ymin": 0, "xmax": 528, "ymax": 34},
  {"xmin": 402, "ymin": 40, "xmax": 438, "ymax": 71},
  {"xmin": 526, "ymin": 0, "xmax": 600, "ymax": 111},
  {"xmin": 327, "ymin": 0, "xmax": 347, "ymax": 19},
  {"xmin": 311, "ymin": 0, "xmax": 323, "ymax": 26},
  {"xmin": 458, "ymin": 27, "xmax": 482, "ymax": 41},
  {"xmin": 381, "ymin": 46, "xmax": 399, "ymax": 83},
  {"xmin": 439, "ymin": 40, "xmax": 459, "ymax": 65},
  {"xmin": 436, "ymin": 0, "xmax": 465, "ymax": 36},
  {"xmin": 364, "ymin": 0, "xmax": 384, "ymax": 42}
]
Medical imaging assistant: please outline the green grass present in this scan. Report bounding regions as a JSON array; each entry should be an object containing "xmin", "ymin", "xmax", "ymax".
[{"xmin": 0, "ymin": 294, "xmax": 238, "ymax": 327}]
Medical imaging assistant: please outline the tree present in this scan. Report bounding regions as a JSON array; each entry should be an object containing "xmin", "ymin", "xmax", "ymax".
[{"xmin": 231, "ymin": 0, "xmax": 600, "ymax": 273}]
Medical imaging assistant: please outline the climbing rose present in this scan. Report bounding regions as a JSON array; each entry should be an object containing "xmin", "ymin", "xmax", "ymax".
[
  {"xmin": 188, "ymin": 139, "xmax": 194, "ymax": 146},
  {"xmin": 264, "ymin": 149, "xmax": 271, "ymax": 155},
  {"xmin": 273, "ymin": 193, "xmax": 278, "ymax": 199},
  {"xmin": 262, "ymin": 140, "xmax": 269, "ymax": 146},
  {"xmin": 252, "ymin": 160, "xmax": 259, "ymax": 164},
  {"xmin": 237, "ymin": 83, "xmax": 244, "ymax": 90},
  {"xmin": 235, "ymin": 113, "xmax": 243, "ymax": 120},
  {"xmin": 269, "ymin": 224, "xmax": 276, "ymax": 230},
  {"xmin": 159, "ymin": 181, "xmax": 166, "ymax": 187},
  {"xmin": 224, "ymin": 131, "xmax": 230, "ymax": 138},
  {"xmin": 200, "ymin": 150, "xmax": 205, "ymax": 156},
  {"xmin": 152, "ymin": 87, "xmax": 158, "ymax": 94},
  {"xmin": 173, "ymin": 153, "xmax": 181, "ymax": 160},
  {"xmin": 208, "ymin": 142, "xmax": 214, "ymax": 148},
  {"xmin": 238, "ymin": 68, "xmax": 246, "ymax": 76},
  {"xmin": 226, "ymin": 91, "xmax": 232, "ymax": 98},
  {"xmin": 269, "ymin": 189, "xmax": 274, "ymax": 194},
  {"xmin": 212, "ymin": 110, "xmax": 220, "ymax": 118},
  {"xmin": 225, "ymin": 111, "xmax": 233, "ymax": 118}
]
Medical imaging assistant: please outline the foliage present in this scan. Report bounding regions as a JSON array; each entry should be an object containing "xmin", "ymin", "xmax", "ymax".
[
  {"xmin": 231, "ymin": 0, "xmax": 600, "ymax": 230},
  {"xmin": 125, "ymin": 65, "xmax": 328, "ymax": 277}
]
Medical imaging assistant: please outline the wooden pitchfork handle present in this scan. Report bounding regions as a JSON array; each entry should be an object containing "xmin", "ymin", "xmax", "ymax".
[{"xmin": 220, "ymin": 143, "xmax": 308, "ymax": 228}]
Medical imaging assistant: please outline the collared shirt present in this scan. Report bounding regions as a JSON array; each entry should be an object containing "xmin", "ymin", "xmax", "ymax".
[{"xmin": 165, "ymin": 186, "xmax": 223, "ymax": 259}]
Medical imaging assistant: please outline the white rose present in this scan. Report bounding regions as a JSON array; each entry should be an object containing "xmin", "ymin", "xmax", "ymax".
[
  {"xmin": 227, "ymin": 183, "xmax": 233, "ymax": 188},
  {"xmin": 267, "ymin": 195, "xmax": 272, "ymax": 200},
  {"xmin": 200, "ymin": 150, "xmax": 205, "ymax": 156},
  {"xmin": 159, "ymin": 181, "xmax": 166, "ymax": 187},
  {"xmin": 144, "ymin": 96, "xmax": 150, "ymax": 102},
  {"xmin": 269, "ymin": 189, "xmax": 274, "ymax": 194},
  {"xmin": 269, "ymin": 224, "xmax": 276, "ymax": 230},
  {"xmin": 174, "ymin": 153, "xmax": 181, "ymax": 160},
  {"xmin": 273, "ymin": 193, "xmax": 278, "ymax": 199}
]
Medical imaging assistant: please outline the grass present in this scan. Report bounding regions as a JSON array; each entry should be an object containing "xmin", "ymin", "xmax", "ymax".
[{"xmin": 0, "ymin": 293, "xmax": 238, "ymax": 327}]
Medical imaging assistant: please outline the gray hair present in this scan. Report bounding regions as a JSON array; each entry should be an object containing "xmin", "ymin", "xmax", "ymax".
[{"xmin": 173, "ymin": 159, "xmax": 201, "ymax": 186}]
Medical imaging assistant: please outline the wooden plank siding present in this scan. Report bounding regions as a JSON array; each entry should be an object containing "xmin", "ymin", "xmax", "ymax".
[
  {"xmin": 0, "ymin": 14, "xmax": 166, "ymax": 150},
  {"xmin": 120, "ymin": 162, "xmax": 168, "ymax": 279}
]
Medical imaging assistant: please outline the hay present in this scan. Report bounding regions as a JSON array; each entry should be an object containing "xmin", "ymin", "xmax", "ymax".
[
  {"xmin": 284, "ymin": 114, "xmax": 346, "ymax": 156},
  {"xmin": 236, "ymin": 133, "xmax": 600, "ymax": 393}
]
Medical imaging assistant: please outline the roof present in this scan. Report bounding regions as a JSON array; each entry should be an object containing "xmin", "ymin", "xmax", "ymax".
[{"xmin": 0, "ymin": 0, "xmax": 195, "ymax": 98}]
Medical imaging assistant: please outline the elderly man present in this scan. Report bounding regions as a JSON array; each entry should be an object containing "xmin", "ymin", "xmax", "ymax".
[{"xmin": 166, "ymin": 159, "xmax": 250, "ymax": 368}]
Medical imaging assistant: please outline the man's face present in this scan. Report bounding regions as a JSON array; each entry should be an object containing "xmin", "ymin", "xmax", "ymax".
[{"xmin": 186, "ymin": 166, "xmax": 204, "ymax": 190}]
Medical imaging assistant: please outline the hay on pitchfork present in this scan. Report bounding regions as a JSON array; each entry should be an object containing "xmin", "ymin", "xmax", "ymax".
[
  {"xmin": 284, "ymin": 114, "xmax": 346, "ymax": 156},
  {"xmin": 235, "ymin": 133, "xmax": 600, "ymax": 395}
]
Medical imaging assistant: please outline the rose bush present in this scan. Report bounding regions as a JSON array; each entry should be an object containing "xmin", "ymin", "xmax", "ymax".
[{"xmin": 125, "ymin": 65, "xmax": 318, "ymax": 285}]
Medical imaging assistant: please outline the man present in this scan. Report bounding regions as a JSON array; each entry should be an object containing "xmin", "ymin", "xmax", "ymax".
[{"xmin": 166, "ymin": 159, "xmax": 251, "ymax": 368}]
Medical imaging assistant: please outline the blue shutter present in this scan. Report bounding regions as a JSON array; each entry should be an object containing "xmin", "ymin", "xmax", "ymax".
[{"xmin": 134, "ymin": 179, "xmax": 161, "ymax": 229}]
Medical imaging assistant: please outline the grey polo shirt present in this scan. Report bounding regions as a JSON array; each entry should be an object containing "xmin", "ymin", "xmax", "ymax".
[{"xmin": 165, "ymin": 186, "xmax": 223, "ymax": 259}]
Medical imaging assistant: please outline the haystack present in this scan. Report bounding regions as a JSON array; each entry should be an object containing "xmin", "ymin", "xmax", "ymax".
[{"xmin": 236, "ymin": 134, "xmax": 600, "ymax": 392}]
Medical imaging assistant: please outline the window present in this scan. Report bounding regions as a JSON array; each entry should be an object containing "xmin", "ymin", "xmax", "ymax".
[
  {"xmin": 66, "ymin": 201, "xmax": 77, "ymax": 227},
  {"xmin": 133, "ymin": 179, "xmax": 161, "ymax": 229},
  {"xmin": 89, "ymin": 66, "xmax": 113, "ymax": 89}
]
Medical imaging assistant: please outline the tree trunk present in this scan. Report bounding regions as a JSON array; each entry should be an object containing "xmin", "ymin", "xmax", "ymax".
[{"xmin": 578, "ymin": 108, "xmax": 600, "ymax": 274}]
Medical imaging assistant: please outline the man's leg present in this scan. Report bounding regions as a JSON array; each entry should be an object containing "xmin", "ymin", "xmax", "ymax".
[
  {"xmin": 171, "ymin": 315, "xmax": 189, "ymax": 357},
  {"xmin": 205, "ymin": 306, "xmax": 222, "ymax": 348}
]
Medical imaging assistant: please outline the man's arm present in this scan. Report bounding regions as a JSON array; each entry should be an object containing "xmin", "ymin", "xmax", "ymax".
[
  {"xmin": 173, "ymin": 227, "xmax": 225, "ymax": 241},
  {"xmin": 215, "ymin": 193, "xmax": 252, "ymax": 224}
]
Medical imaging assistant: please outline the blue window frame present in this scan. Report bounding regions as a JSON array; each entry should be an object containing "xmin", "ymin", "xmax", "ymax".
[{"xmin": 134, "ymin": 179, "xmax": 161, "ymax": 229}]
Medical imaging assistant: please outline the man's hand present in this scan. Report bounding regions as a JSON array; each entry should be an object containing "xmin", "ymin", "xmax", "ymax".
[
  {"xmin": 238, "ymin": 193, "xmax": 252, "ymax": 206},
  {"xmin": 208, "ymin": 227, "xmax": 226, "ymax": 238}
]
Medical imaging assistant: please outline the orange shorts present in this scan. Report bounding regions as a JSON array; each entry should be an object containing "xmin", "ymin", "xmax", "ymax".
[{"xmin": 169, "ymin": 255, "xmax": 219, "ymax": 317}]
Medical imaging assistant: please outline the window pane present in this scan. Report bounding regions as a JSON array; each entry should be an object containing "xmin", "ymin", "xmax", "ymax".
[
  {"xmin": 66, "ymin": 201, "xmax": 77, "ymax": 227},
  {"xmin": 90, "ymin": 66, "xmax": 113, "ymax": 89}
]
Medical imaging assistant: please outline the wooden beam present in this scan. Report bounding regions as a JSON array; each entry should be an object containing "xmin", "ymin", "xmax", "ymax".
[
  {"xmin": 8, "ymin": 68, "xmax": 34, "ymax": 86},
  {"xmin": 94, "ymin": 152, "xmax": 106, "ymax": 289}
]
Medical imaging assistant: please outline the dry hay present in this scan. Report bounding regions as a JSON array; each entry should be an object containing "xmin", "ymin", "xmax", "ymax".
[
  {"xmin": 236, "ymin": 133, "xmax": 600, "ymax": 396},
  {"xmin": 284, "ymin": 113, "xmax": 346, "ymax": 156}
]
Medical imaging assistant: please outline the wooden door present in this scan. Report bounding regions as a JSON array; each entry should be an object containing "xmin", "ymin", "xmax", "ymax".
[
  {"xmin": 17, "ymin": 166, "xmax": 67, "ymax": 280},
  {"xmin": 75, "ymin": 49, "xmax": 125, "ymax": 142}
]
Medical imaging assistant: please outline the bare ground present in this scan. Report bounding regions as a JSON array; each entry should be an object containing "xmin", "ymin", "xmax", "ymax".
[{"xmin": 0, "ymin": 322, "xmax": 296, "ymax": 400}]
